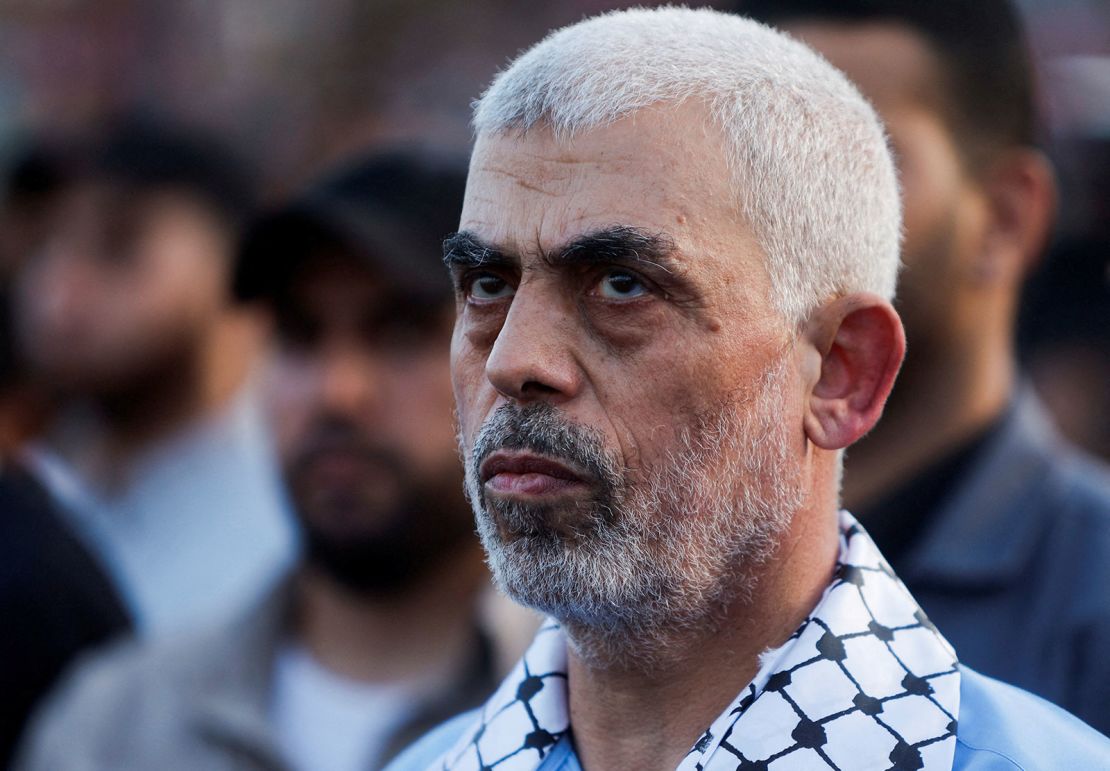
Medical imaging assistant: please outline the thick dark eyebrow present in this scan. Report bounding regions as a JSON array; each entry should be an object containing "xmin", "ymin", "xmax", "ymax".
[
  {"xmin": 443, "ymin": 226, "xmax": 679, "ymax": 276},
  {"xmin": 442, "ymin": 231, "xmax": 515, "ymax": 270},
  {"xmin": 551, "ymin": 226, "xmax": 677, "ymax": 275}
]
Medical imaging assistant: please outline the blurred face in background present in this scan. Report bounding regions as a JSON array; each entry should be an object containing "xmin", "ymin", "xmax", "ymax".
[
  {"xmin": 266, "ymin": 248, "xmax": 471, "ymax": 594},
  {"xmin": 787, "ymin": 22, "xmax": 992, "ymax": 353},
  {"xmin": 13, "ymin": 180, "xmax": 232, "ymax": 396}
]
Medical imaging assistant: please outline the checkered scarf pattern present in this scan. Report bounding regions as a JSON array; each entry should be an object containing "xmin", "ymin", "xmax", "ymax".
[{"xmin": 435, "ymin": 512, "xmax": 961, "ymax": 770}]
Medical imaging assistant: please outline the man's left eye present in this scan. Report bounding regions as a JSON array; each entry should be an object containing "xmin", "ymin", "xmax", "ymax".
[{"xmin": 597, "ymin": 270, "xmax": 648, "ymax": 299}]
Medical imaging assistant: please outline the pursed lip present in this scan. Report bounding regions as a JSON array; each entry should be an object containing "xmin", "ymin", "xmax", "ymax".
[{"xmin": 479, "ymin": 450, "xmax": 590, "ymax": 497}]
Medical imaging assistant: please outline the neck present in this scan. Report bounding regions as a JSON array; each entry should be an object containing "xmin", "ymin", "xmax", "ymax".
[
  {"xmin": 568, "ymin": 505, "xmax": 840, "ymax": 771},
  {"xmin": 843, "ymin": 306, "xmax": 1015, "ymax": 512},
  {"xmin": 293, "ymin": 545, "xmax": 488, "ymax": 685}
]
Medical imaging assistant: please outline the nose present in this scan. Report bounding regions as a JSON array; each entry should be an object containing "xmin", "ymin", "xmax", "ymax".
[
  {"xmin": 484, "ymin": 288, "xmax": 582, "ymax": 404},
  {"xmin": 319, "ymin": 344, "xmax": 380, "ymax": 418}
]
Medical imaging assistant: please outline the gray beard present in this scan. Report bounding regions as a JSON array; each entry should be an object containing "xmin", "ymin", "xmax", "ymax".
[{"xmin": 463, "ymin": 359, "xmax": 803, "ymax": 670}]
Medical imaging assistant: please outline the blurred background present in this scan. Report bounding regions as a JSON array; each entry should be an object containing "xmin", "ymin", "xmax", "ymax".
[
  {"xmin": 0, "ymin": 0, "xmax": 654, "ymax": 195},
  {"xmin": 0, "ymin": 1, "xmax": 1108, "ymax": 767},
  {"xmin": 0, "ymin": 0, "xmax": 1106, "ymax": 455}
]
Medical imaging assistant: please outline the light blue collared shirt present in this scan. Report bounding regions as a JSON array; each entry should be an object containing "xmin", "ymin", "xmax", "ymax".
[{"xmin": 27, "ymin": 382, "xmax": 299, "ymax": 636}]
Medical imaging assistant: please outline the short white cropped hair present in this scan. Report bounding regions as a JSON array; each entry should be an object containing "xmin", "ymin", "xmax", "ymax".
[{"xmin": 472, "ymin": 7, "xmax": 901, "ymax": 326}]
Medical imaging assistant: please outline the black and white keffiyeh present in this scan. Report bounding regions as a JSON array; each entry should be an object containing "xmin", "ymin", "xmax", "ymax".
[{"xmin": 436, "ymin": 512, "xmax": 960, "ymax": 771}]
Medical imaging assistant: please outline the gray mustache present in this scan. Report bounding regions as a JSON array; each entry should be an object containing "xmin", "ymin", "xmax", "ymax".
[{"xmin": 471, "ymin": 403, "xmax": 616, "ymax": 490}]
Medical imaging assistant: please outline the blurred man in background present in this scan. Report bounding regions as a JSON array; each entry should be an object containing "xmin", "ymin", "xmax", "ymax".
[
  {"xmin": 0, "ymin": 145, "xmax": 130, "ymax": 768},
  {"xmin": 10, "ymin": 118, "xmax": 298, "ymax": 636},
  {"xmin": 741, "ymin": 0, "xmax": 1110, "ymax": 733},
  {"xmin": 17, "ymin": 150, "xmax": 534, "ymax": 771}
]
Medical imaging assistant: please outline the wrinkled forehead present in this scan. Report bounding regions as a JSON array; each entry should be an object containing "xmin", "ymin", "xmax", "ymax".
[{"xmin": 460, "ymin": 105, "xmax": 758, "ymax": 268}]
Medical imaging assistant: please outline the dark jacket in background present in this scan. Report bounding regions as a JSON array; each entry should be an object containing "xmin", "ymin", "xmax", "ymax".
[
  {"xmin": 892, "ymin": 389, "xmax": 1110, "ymax": 736},
  {"xmin": 0, "ymin": 463, "xmax": 131, "ymax": 767}
]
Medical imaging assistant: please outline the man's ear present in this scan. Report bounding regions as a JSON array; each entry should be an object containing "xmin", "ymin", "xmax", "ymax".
[
  {"xmin": 975, "ymin": 148, "xmax": 1056, "ymax": 285},
  {"xmin": 802, "ymin": 294, "xmax": 905, "ymax": 450}
]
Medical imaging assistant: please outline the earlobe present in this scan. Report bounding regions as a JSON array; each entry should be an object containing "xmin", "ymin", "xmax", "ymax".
[{"xmin": 803, "ymin": 295, "xmax": 905, "ymax": 451}]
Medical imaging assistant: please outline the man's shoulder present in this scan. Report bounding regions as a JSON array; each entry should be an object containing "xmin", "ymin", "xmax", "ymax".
[
  {"xmin": 384, "ymin": 710, "xmax": 479, "ymax": 771},
  {"xmin": 15, "ymin": 591, "xmax": 282, "ymax": 769},
  {"xmin": 933, "ymin": 399, "xmax": 1110, "ymax": 612},
  {"xmin": 1006, "ymin": 392, "xmax": 1110, "ymax": 522},
  {"xmin": 1051, "ymin": 447, "xmax": 1110, "ymax": 528},
  {"xmin": 955, "ymin": 666, "xmax": 1110, "ymax": 770},
  {"xmin": 15, "ymin": 634, "xmax": 177, "ymax": 768},
  {"xmin": 52, "ymin": 583, "xmax": 276, "ymax": 694},
  {"xmin": 51, "ymin": 616, "xmax": 222, "ymax": 695},
  {"xmin": 1030, "ymin": 441, "xmax": 1110, "ymax": 604}
]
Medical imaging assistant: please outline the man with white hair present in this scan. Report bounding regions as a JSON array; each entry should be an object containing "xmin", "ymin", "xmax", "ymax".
[{"xmin": 391, "ymin": 7, "xmax": 1109, "ymax": 771}]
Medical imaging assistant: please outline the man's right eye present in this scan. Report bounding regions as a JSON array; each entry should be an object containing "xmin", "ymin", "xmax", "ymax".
[{"xmin": 466, "ymin": 273, "xmax": 515, "ymax": 302}]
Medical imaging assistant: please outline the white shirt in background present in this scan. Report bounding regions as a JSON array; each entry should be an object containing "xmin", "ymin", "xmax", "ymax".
[{"xmin": 270, "ymin": 643, "xmax": 422, "ymax": 771}]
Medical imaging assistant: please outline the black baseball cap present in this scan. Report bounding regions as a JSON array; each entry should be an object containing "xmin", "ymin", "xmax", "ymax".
[{"xmin": 234, "ymin": 149, "xmax": 466, "ymax": 307}]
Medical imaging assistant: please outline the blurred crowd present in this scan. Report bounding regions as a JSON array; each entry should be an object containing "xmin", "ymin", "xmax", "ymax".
[{"xmin": 0, "ymin": 1, "xmax": 1107, "ymax": 769}]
